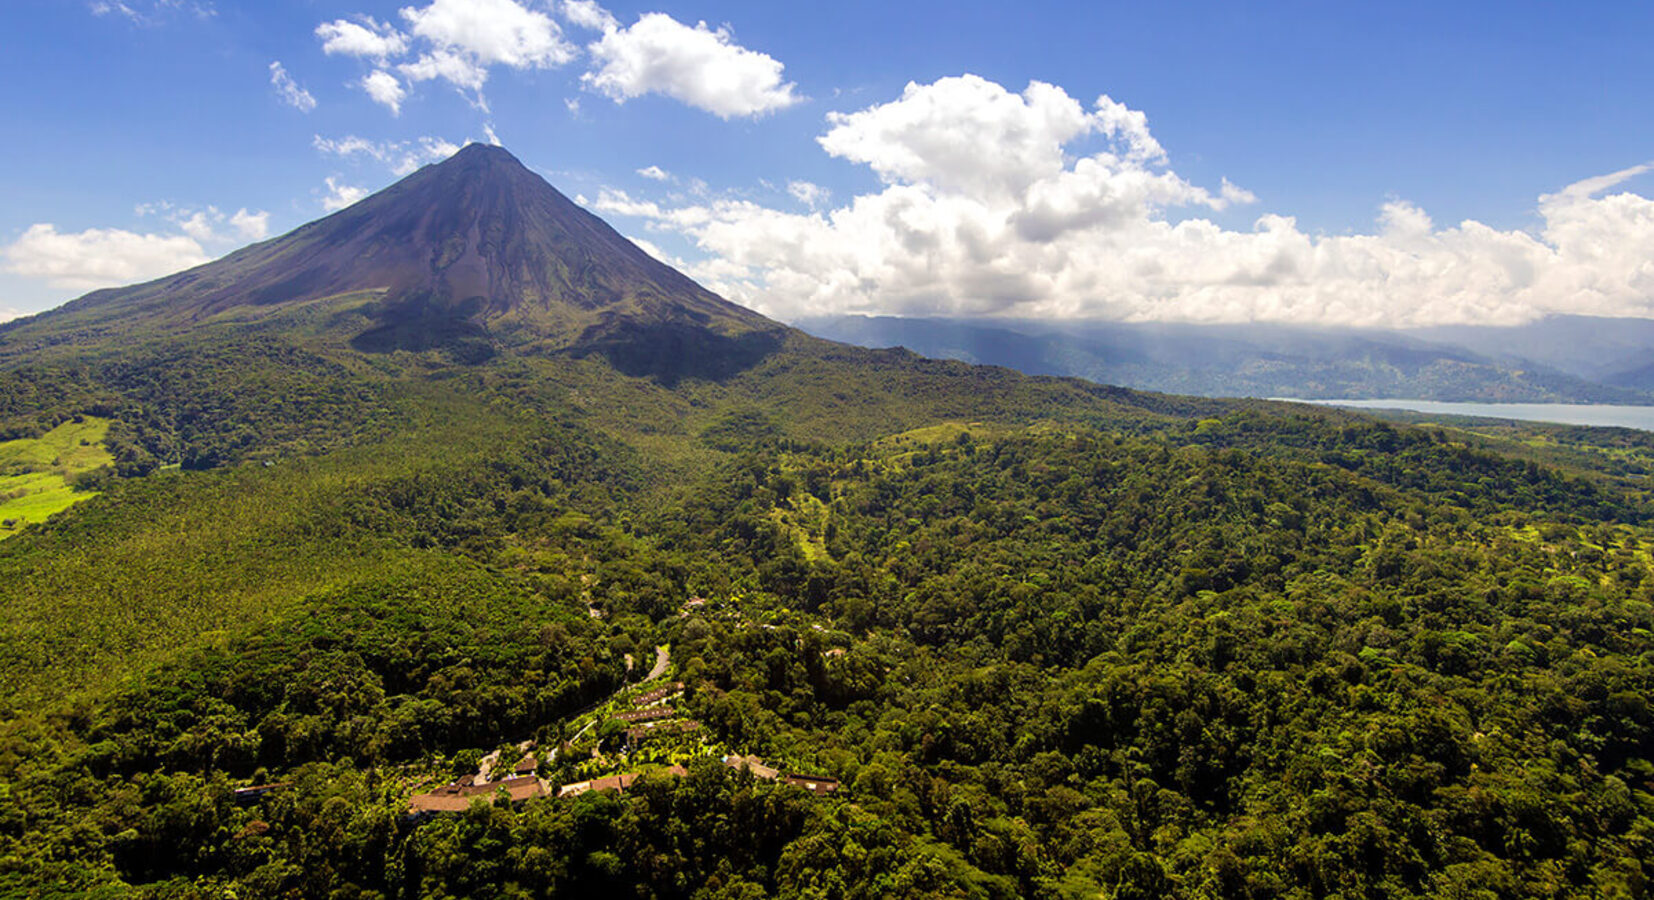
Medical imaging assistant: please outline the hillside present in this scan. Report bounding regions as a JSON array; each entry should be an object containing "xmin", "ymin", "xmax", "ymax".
[{"xmin": 0, "ymin": 146, "xmax": 1650, "ymax": 899}]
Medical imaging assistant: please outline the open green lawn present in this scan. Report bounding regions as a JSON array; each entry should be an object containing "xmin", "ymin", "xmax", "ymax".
[{"xmin": 0, "ymin": 416, "xmax": 113, "ymax": 538}]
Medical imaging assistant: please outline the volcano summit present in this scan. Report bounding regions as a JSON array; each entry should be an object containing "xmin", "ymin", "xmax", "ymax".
[{"xmin": 4, "ymin": 144, "xmax": 781, "ymax": 376}]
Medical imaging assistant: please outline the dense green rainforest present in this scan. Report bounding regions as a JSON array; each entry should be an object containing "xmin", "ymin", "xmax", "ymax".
[
  {"xmin": 1, "ymin": 146, "xmax": 1651, "ymax": 898},
  {"xmin": 0, "ymin": 333, "xmax": 1651, "ymax": 899}
]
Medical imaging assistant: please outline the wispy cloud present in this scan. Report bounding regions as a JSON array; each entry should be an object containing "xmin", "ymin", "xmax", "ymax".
[
  {"xmin": 269, "ymin": 61, "xmax": 317, "ymax": 112},
  {"xmin": 137, "ymin": 202, "xmax": 269, "ymax": 243},
  {"xmin": 89, "ymin": 0, "xmax": 214, "ymax": 24},
  {"xmin": 787, "ymin": 180, "xmax": 829, "ymax": 208},
  {"xmin": 313, "ymin": 134, "xmax": 462, "ymax": 176}
]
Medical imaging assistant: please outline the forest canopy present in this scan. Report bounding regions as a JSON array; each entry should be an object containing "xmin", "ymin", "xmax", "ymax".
[{"xmin": 0, "ymin": 374, "xmax": 1650, "ymax": 898}]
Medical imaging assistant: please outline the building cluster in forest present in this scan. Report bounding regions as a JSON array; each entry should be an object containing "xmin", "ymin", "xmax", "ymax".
[
  {"xmin": 617, "ymin": 681, "xmax": 701, "ymax": 747},
  {"xmin": 405, "ymin": 677, "xmax": 838, "ymax": 814}
]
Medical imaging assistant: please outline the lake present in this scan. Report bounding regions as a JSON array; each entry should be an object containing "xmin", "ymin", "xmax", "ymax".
[{"xmin": 1279, "ymin": 399, "xmax": 1654, "ymax": 432}]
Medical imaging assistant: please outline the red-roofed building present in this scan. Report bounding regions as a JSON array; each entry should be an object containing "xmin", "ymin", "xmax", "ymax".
[
  {"xmin": 627, "ymin": 720, "xmax": 701, "ymax": 743},
  {"xmin": 408, "ymin": 776, "xmax": 546, "ymax": 813},
  {"xmin": 781, "ymin": 773, "xmax": 841, "ymax": 795},
  {"xmin": 722, "ymin": 755, "xmax": 780, "ymax": 780},
  {"xmin": 614, "ymin": 706, "xmax": 676, "ymax": 724},
  {"xmin": 556, "ymin": 766, "xmax": 690, "ymax": 798}
]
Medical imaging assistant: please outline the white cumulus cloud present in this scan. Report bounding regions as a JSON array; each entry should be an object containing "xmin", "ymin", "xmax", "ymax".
[
  {"xmin": 2, "ymin": 225, "xmax": 210, "ymax": 291},
  {"xmin": 398, "ymin": 0, "xmax": 575, "ymax": 94},
  {"xmin": 561, "ymin": 0, "xmax": 617, "ymax": 32},
  {"xmin": 637, "ymin": 165, "xmax": 671, "ymax": 181},
  {"xmin": 316, "ymin": 16, "xmax": 409, "ymax": 60},
  {"xmin": 595, "ymin": 73, "xmax": 1654, "ymax": 329},
  {"xmin": 269, "ymin": 61, "xmax": 317, "ymax": 112},
  {"xmin": 580, "ymin": 11, "xmax": 800, "ymax": 118},
  {"xmin": 228, "ymin": 208, "xmax": 270, "ymax": 241},
  {"xmin": 818, "ymin": 76, "xmax": 1163, "ymax": 198},
  {"xmin": 361, "ymin": 70, "xmax": 406, "ymax": 114},
  {"xmin": 315, "ymin": 0, "xmax": 793, "ymax": 119},
  {"xmin": 316, "ymin": 0, "xmax": 577, "ymax": 111}
]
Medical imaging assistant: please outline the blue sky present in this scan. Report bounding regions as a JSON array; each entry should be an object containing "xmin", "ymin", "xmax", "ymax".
[{"xmin": 2, "ymin": 0, "xmax": 1651, "ymax": 327}]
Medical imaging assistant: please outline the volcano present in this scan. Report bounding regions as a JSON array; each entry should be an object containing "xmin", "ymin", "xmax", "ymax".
[{"xmin": 4, "ymin": 143, "xmax": 783, "ymax": 378}]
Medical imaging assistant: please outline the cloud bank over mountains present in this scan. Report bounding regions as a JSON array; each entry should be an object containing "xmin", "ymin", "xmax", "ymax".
[
  {"xmin": 2, "ymin": 225, "xmax": 210, "ymax": 293},
  {"xmin": 2, "ymin": 202, "xmax": 270, "ymax": 293},
  {"xmin": 596, "ymin": 74, "xmax": 1654, "ymax": 329}
]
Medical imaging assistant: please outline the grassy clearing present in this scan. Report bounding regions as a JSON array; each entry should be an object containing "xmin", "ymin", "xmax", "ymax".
[
  {"xmin": 767, "ymin": 491, "xmax": 832, "ymax": 562},
  {"xmin": 0, "ymin": 417, "xmax": 114, "ymax": 539},
  {"xmin": 0, "ymin": 416, "xmax": 112, "ymax": 473},
  {"xmin": 872, "ymin": 420, "xmax": 987, "ymax": 449}
]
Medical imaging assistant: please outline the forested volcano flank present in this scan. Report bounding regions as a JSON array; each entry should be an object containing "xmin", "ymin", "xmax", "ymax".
[
  {"xmin": 2, "ymin": 144, "xmax": 1654, "ymax": 899},
  {"xmin": 2, "ymin": 143, "xmax": 782, "ymax": 376}
]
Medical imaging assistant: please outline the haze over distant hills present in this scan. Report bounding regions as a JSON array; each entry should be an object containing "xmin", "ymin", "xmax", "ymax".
[{"xmin": 795, "ymin": 314, "xmax": 1654, "ymax": 403}]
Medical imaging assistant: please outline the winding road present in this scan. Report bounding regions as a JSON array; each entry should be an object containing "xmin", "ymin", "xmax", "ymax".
[{"xmin": 553, "ymin": 644, "xmax": 671, "ymax": 757}]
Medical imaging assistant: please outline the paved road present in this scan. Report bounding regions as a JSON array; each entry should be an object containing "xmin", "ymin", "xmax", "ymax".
[{"xmin": 645, "ymin": 644, "xmax": 670, "ymax": 681}]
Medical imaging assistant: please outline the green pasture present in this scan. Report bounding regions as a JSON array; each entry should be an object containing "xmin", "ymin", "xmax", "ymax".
[{"xmin": 0, "ymin": 416, "xmax": 114, "ymax": 538}]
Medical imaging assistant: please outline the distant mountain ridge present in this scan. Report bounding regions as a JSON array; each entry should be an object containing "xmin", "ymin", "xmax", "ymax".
[
  {"xmin": 794, "ymin": 315, "xmax": 1654, "ymax": 404},
  {"xmin": 1414, "ymin": 317, "xmax": 1654, "ymax": 385}
]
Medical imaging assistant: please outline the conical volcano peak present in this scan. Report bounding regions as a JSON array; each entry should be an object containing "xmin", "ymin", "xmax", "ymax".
[
  {"xmin": 449, "ymin": 141, "xmax": 520, "ymax": 164},
  {"xmin": 398, "ymin": 141, "xmax": 533, "ymax": 191},
  {"xmin": 23, "ymin": 143, "xmax": 780, "ymax": 374},
  {"xmin": 445, "ymin": 142, "xmax": 542, "ymax": 178}
]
